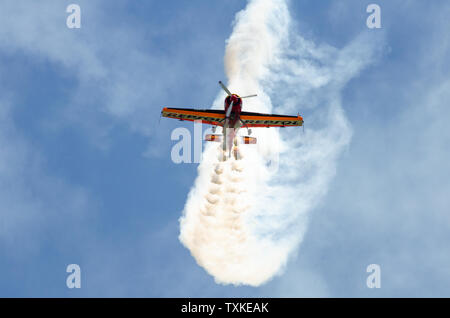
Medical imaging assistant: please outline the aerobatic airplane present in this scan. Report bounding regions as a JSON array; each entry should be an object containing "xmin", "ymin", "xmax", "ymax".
[{"xmin": 161, "ymin": 81, "xmax": 304, "ymax": 160}]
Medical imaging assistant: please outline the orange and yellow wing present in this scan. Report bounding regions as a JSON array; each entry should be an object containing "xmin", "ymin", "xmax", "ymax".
[
  {"xmin": 240, "ymin": 111, "xmax": 303, "ymax": 127},
  {"xmin": 161, "ymin": 107, "xmax": 226, "ymax": 126}
]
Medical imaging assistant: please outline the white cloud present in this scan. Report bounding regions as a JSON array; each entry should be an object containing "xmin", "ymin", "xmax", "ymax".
[{"xmin": 179, "ymin": 0, "xmax": 383, "ymax": 288}]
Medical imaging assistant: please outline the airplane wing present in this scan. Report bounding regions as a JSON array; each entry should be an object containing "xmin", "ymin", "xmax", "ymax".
[
  {"xmin": 161, "ymin": 107, "xmax": 226, "ymax": 126},
  {"xmin": 240, "ymin": 111, "xmax": 304, "ymax": 127}
]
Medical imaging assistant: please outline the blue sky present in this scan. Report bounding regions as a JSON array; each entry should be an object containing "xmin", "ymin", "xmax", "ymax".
[{"xmin": 0, "ymin": 0, "xmax": 449, "ymax": 297}]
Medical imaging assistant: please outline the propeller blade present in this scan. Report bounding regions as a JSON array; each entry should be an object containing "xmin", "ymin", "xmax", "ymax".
[
  {"xmin": 226, "ymin": 101, "xmax": 233, "ymax": 118},
  {"xmin": 219, "ymin": 81, "xmax": 232, "ymax": 96},
  {"xmin": 240, "ymin": 94, "xmax": 258, "ymax": 99}
]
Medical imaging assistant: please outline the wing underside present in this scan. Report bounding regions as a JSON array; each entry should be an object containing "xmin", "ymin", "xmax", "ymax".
[
  {"xmin": 161, "ymin": 107, "xmax": 225, "ymax": 126},
  {"xmin": 161, "ymin": 107, "xmax": 303, "ymax": 128},
  {"xmin": 240, "ymin": 111, "xmax": 303, "ymax": 127}
]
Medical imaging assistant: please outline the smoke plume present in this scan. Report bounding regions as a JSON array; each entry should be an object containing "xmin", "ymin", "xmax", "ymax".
[{"xmin": 179, "ymin": 0, "xmax": 380, "ymax": 286}]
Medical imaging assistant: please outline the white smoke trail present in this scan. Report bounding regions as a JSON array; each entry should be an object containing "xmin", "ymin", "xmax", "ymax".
[{"xmin": 179, "ymin": 0, "xmax": 381, "ymax": 286}]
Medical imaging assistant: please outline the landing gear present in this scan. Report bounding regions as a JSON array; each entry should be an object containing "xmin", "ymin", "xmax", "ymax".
[
  {"xmin": 232, "ymin": 137, "xmax": 242, "ymax": 160},
  {"xmin": 233, "ymin": 147, "xmax": 242, "ymax": 160},
  {"xmin": 220, "ymin": 152, "xmax": 227, "ymax": 162}
]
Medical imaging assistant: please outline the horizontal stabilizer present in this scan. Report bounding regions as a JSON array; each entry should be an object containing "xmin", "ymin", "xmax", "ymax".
[
  {"xmin": 205, "ymin": 134, "xmax": 222, "ymax": 142},
  {"xmin": 241, "ymin": 136, "xmax": 257, "ymax": 144}
]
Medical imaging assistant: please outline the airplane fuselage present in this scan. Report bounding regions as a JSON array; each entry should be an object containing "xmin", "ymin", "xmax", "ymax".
[
  {"xmin": 222, "ymin": 94, "xmax": 245, "ymax": 156},
  {"xmin": 224, "ymin": 94, "xmax": 242, "ymax": 128}
]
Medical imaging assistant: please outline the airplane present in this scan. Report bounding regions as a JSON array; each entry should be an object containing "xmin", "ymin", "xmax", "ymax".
[{"xmin": 161, "ymin": 81, "xmax": 304, "ymax": 160}]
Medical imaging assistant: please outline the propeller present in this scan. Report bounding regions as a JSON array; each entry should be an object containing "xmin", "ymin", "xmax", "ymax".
[
  {"xmin": 240, "ymin": 94, "xmax": 258, "ymax": 99},
  {"xmin": 219, "ymin": 81, "xmax": 257, "ymax": 99},
  {"xmin": 218, "ymin": 81, "xmax": 232, "ymax": 96},
  {"xmin": 226, "ymin": 101, "xmax": 233, "ymax": 118}
]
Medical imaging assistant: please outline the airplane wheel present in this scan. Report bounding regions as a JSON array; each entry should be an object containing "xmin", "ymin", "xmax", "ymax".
[
  {"xmin": 214, "ymin": 164, "xmax": 223, "ymax": 175},
  {"xmin": 219, "ymin": 152, "xmax": 227, "ymax": 162}
]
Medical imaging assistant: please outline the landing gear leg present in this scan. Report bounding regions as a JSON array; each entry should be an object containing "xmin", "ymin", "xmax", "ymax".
[
  {"xmin": 233, "ymin": 147, "xmax": 241, "ymax": 160},
  {"xmin": 232, "ymin": 137, "xmax": 242, "ymax": 160}
]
